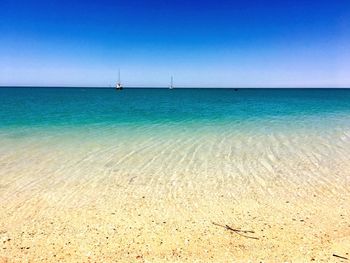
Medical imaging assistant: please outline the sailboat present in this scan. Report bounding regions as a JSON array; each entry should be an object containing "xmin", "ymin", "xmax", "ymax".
[
  {"xmin": 116, "ymin": 70, "xmax": 123, "ymax": 90},
  {"xmin": 169, "ymin": 76, "xmax": 174, "ymax": 89}
]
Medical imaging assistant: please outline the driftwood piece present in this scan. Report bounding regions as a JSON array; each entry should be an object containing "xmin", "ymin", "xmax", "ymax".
[
  {"xmin": 333, "ymin": 254, "xmax": 349, "ymax": 260},
  {"xmin": 212, "ymin": 222, "xmax": 259, "ymax": 240}
]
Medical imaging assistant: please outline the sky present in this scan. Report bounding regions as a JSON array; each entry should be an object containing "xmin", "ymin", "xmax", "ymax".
[{"xmin": 1, "ymin": 0, "xmax": 350, "ymax": 87}]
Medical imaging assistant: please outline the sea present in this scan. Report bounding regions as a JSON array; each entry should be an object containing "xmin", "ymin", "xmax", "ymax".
[{"xmin": 1, "ymin": 88, "xmax": 350, "ymax": 203}]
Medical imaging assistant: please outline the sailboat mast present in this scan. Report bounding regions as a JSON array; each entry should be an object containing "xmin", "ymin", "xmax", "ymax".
[
  {"xmin": 116, "ymin": 69, "xmax": 123, "ymax": 90},
  {"xmin": 171, "ymin": 76, "xmax": 173, "ymax": 88}
]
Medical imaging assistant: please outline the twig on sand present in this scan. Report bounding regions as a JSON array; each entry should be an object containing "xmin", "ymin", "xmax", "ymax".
[
  {"xmin": 333, "ymin": 254, "xmax": 349, "ymax": 260},
  {"xmin": 212, "ymin": 222, "xmax": 259, "ymax": 240}
]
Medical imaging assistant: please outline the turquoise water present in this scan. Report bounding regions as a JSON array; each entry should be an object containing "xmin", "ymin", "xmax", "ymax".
[
  {"xmin": 1, "ymin": 87, "xmax": 350, "ymax": 213},
  {"xmin": 1, "ymin": 88, "xmax": 350, "ymax": 130}
]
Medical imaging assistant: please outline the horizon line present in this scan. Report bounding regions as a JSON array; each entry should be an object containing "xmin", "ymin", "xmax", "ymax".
[{"xmin": 1, "ymin": 86, "xmax": 350, "ymax": 89}]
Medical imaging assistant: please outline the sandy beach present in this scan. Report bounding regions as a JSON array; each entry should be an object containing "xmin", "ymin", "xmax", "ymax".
[{"xmin": 1, "ymin": 176, "xmax": 350, "ymax": 262}]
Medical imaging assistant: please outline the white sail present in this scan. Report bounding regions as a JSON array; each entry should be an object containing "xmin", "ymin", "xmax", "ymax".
[{"xmin": 116, "ymin": 69, "xmax": 123, "ymax": 89}]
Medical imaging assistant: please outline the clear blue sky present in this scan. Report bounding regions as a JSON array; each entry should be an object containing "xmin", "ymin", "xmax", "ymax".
[{"xmin": 1, "ymin": 0, "xmax": 349, "ymax": 87}]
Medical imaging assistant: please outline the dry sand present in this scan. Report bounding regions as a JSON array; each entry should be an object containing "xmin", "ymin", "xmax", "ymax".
[{"xmin": 1, "ymin": 177, "xmax": 349, "ymax": 262}]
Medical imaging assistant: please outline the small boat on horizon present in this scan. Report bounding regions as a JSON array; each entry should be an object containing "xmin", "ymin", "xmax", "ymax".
[
  {"xmin": 169, "ymin": 76, "xmax": 174, "ymax": 89},
  {"xmin": 116, "ymin": 70, "xmax": 123, "ymax": 90}
]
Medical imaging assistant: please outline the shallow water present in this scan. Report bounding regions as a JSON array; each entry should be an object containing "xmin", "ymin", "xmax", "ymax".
[{"xmin": 1, "ymin": 88, "xmax": 350, "ymax": 198}]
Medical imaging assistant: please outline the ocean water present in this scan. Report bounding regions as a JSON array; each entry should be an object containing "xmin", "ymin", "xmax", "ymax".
[
  {"xmin": 2, "ymin": 88, "xmax": 350, "ymax": 128},
  {"xmin": 1, "ymin": 88, "xmax": 350, "ymax": 201}
]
